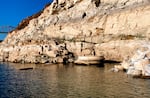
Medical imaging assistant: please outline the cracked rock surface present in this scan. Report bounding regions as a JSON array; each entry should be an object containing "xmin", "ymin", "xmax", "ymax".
[{"xmin": 0, "ymin": 0, "xmax": 150, "ymax": 63}]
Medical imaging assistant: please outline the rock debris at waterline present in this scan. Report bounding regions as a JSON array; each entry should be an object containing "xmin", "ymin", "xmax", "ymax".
[{"xmin": 111, "ymin": 46, "xmax": 150, "ymax": 78}]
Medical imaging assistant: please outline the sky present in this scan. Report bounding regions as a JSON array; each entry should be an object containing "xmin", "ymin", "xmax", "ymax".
[{"xmin": 0, "ymin": 0, "xmax": 53, "ymax": 40}]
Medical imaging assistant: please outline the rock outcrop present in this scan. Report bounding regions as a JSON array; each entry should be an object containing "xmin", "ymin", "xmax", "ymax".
[
  {"xmin": 0, "ymin": 0, "xmax": 150, "ymax": 64},
  {"xmin": 112, "ymin": 45, "xmax": 150, "ymax": 77}
]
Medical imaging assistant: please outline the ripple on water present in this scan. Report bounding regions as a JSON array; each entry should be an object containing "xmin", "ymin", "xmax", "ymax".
[{"xmin": 0, "ymin": 63, "xmax": 150, "ymax": 98}]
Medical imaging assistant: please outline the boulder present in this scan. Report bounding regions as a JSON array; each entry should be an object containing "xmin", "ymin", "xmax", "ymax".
[
  {"xmin": 144, "ymin": 64, "xmax": 150, "ymax": 76},
  {"xmin": 121, "ymin": 47, "xmax": 150, "ymax": 77}
]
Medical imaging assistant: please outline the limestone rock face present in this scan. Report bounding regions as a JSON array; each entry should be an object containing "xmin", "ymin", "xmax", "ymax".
[
  {"xmin": 0, "ymin": 0, "xmax": 150, "ymax": 63},
  {"xmin": 0, "ymin": 40, "xmax": 74, "ymax": 64}
]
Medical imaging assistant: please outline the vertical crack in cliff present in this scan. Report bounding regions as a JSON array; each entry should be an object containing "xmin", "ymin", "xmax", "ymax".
[
  {"xmin": 102, "ymin": 15, "xmax": 108, "ymax": 33},
  {"xmin": 91, "ymin": 0, "xmax": 101, "ymax": 7}
]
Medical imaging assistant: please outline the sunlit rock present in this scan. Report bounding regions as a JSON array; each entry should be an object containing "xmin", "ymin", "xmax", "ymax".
[{"xmin": 0, "ymin": 0, "xmax": 150, "ymax": 65}]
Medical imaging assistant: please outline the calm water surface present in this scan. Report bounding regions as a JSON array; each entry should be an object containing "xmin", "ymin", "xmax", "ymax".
[{"xmin": 0, "ymin": 62, "xmax": 150, "ymax": 98}]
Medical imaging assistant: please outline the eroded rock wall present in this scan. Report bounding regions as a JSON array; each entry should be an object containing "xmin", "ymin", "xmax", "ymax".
[{"xmin": 0, "ymin": 0, "xmax": 150, "ymax": 63}]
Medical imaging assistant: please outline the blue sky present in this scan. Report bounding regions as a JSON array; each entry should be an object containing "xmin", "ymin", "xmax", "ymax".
[{"xmin": 0, "ymin": 0, "xmax": 53, "ymax": 40}]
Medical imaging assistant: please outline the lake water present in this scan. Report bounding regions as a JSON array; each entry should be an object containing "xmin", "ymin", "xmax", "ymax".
[{"xmin": 0, "ymin": 62, "xmax": 150, "ymax": 98}]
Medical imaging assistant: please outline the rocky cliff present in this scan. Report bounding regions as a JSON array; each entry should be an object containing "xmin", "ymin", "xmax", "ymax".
[{"xmin": 0, "ymin": 0, "xmax": 150, "ymax": 64}]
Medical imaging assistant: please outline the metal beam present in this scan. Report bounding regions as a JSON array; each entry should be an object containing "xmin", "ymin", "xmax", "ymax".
[
  {"xmin": 0, "ymin": 32, "xmax": 8, "ymax": 34},
  {"xmin": 0, "ymin": 26, "xmax": 15, "ymax": 33}
]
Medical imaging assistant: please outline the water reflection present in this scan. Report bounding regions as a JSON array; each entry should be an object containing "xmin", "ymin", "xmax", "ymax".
[{"xmin": 0, "ymin": 63, "xmax": 150, "ymax": 98}]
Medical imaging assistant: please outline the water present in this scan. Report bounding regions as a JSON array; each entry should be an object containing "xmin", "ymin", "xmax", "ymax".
[{"xmin": 0, "ymin": 63, "xmax": 150, "ymax": 98}]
